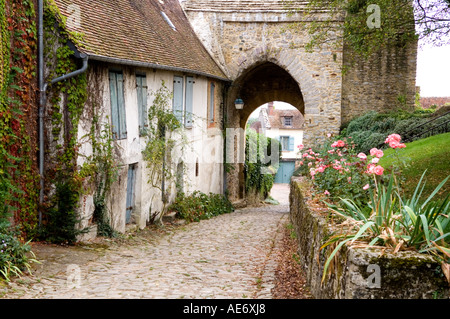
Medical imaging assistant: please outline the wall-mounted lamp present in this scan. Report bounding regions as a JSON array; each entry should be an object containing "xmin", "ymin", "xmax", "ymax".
[{"xmin": 234, "ymin": 98, "xmax": 244, "ymax": 110}]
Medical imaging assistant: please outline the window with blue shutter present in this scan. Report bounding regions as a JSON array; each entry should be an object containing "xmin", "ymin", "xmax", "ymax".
[
  {"xmin": 185, "ymin": 77, "xmax": 194, "ymax": 128},
  {"xmin": 173, "ymin": 76, "xmax": 184, "ymax": 123},
  {"xmin": 136, "ymin": 74, "xmax": 148, "ymax": 135},
  {"xmin": 109, "ymin": 70, "xmax": 127, "ymax": 140},
  {"xmin": 288, "ymin": 136, "xmax": 295, "ymax": 151},
  {"xmin": 280, "ymin": 136, "xmax": 289, "ymax": 151}
]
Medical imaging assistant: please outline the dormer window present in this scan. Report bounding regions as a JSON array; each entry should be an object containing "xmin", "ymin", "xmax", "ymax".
[
  {"xmin": 161, "ymin": 11, "xmax": 176, "ymax": 31},
  {"xmin": 284, "ymin": 116, "xmax": 293, "ymax": 126}
]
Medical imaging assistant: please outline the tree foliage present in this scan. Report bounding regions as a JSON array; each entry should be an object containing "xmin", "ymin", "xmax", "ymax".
[{"xmin": 286, "ymin": 0, "xmax": 450, "ymax": 57}]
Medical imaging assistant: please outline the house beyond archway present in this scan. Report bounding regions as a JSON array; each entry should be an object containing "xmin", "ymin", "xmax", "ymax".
[{"xmin": 225, "ymin": 62, "xmax": 305, "ymax": 200}]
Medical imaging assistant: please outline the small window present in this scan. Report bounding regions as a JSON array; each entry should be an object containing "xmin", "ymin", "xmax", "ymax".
[
  {"xmin": 284, "ymin": 116, "xmax": 293, "ymax": 126},
  {"xmin": 109, "ymin": 70, "xmax": 127, "ymax": 140},
  {"xmin": 280, "ymin": 136, "xmax": 294, "ymax": 151}
]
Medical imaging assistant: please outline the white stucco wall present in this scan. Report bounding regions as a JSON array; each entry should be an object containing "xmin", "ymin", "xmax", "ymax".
[
  {"xmin": 265, "ymin": 128, "xmax": 303, "ymax": 160},
  {"xmin": 77, "ymin": 63, "xmax": 225, "ymax": 235}
]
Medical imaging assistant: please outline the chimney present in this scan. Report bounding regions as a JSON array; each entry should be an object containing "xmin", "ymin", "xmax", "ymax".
[{"xmin": 268, "ymin": 102, "xmax": 274, "ymax": 116}]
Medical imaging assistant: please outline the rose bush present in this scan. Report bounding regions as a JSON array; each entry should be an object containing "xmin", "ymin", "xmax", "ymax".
[{"xmin": 296, "ymin": 134, "xmax": 408, "ymax": 205}]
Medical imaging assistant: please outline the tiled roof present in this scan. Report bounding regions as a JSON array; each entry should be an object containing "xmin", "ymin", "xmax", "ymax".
[
  {"xmin": 52, "ymin": 0, "xmax": 228, "ymax": 80},
  {"xmin": 268, "ymin": 109, "xmax": 304, "ymax": 129}
]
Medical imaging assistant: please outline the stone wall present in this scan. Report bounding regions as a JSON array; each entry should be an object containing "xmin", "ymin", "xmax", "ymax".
[
  {"xmin": 290, "ymin": 177, "xmax": 449, "ymax": 299},
  {"xmin": 341, "ymin": 42, "xmax": 417, "ymax": 125}
]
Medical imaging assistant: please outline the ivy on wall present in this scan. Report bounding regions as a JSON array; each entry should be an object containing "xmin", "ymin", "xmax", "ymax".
[
  {"xmin": 1, "ymin": 0, "xmax": 40, "ymax": 238},
  {"xmin": 37, "ymin": 0, "xmax": 90, "ymax": 244}
]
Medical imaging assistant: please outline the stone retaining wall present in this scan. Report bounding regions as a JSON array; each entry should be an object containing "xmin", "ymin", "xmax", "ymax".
[{"xmin": 289, "ymin": 177, "xmax": 449, "ymax": 299}]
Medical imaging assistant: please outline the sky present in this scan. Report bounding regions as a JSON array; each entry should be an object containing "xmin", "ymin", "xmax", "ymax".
[{"xmin": 416, "ymin": 44, "xmax": 450, "ymax": 97}]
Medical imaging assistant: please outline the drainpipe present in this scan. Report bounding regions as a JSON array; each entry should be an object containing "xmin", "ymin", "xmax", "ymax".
[{"xmin": 38, "ymin": 0, "xmax": 89, "ymax": 226}]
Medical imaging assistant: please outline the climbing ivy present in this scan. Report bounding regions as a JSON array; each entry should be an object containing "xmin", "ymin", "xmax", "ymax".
[
  {"xmin": 79, "ymin": 115, "xmax": 119, "ymax": 238},
  {"xmin": 244, "ymin": 129, "xmax": 279, "ymax": 199},
  {"xmin": 37, "ymin": 0, "xmax": 90, "ymax": 244},
  {"xmin": 142, "ymin": 82, "xmax": 188, "ymax": 192},
  {"xmin": 0, "ymin": 0, "xmax": 39, "ymax": 237}
]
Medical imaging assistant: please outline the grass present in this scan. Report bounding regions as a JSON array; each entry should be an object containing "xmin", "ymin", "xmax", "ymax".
[{"xmin": 379, "ymin": 132, "xmax": 450, "ymax": 201}]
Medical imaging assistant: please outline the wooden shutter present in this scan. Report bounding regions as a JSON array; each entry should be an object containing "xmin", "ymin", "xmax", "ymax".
[
  {"xmin": 109, "ymin": 71, "xmax": 127, "ymax": 140},
  {"xmin": 136, "ymin": 74, "xmax": 148, "ymax": 135},
  {"xmin": 209, "ymin": 82, "xmax": 215, "ymax": 123},
  {"xmin": 185, "ymin": 77, "xmax": 194, "ymax": 127},
  {"xmin": 289, "ymin": 136, "xmax": 295, "ymax": 151},
  {"xmin": 116, "ymin": 72, "xmax": 127, "ymax": 139},
  {"xmin": 173, "ymin": 76, "xmax": 184, "ymax": 123}
]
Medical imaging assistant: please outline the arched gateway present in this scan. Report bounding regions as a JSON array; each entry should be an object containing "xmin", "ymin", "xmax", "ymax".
[{"xmin": 182, "ymin": 0, "xmax": 417, "ymax": 200}]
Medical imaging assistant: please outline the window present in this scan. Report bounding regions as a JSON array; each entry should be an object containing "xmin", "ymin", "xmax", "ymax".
[
  {"xmin": 208, "ymin": 82, "xmax": 215, "ymax": 124},
  {"xmin": 284, "ymin": 116, "xmax": 293, "ymax": 126},
  {"xmin": 136, "ymin": 74, "xmax": 148, "ymax": 135},
  {"xmin": 280, "ymin": 136, "xmax": 294, "ymax": 151},
  {"xmin": 173, "ymin": 76, "xmax": 194, "ymax": 128},
  {"xmin": 109, "ymin": 70, "xmax": 127, "ymax": 140}
]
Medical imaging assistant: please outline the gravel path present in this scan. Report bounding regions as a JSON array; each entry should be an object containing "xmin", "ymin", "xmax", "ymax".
[{"xmin": 3, "ymin": 185, "xmax": 291, "ymax": 299}]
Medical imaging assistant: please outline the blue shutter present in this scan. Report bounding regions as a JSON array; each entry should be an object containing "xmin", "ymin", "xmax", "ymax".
[
  {"xmin": 136, "ymin": 74, "xmax": 148, "ymax": 135},
  {"xmin": 109, "ymin": 71, "xmax": 120, "ymax": 140},
  {"xmin": 173, "ymin": 76, "xmax": 184, "ymax": 123},
  {"xmin": 289, "ymin": 136, "xmax": 295, "ymax": 151},
  {"xmin": 116, "ymin": 72, "xmax": 127, "ymax": 139},
  {"xmin": 185, "ymin": 76, "xmax": 193, "ymax": 127},
  {"xmin": 209, "ymin": 82, "xmax": 215, "ymax": 123}
]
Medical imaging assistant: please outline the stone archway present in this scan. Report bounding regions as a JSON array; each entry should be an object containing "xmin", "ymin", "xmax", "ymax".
[{"xmin": 225, "ymin": 61, "xmax": 306, "ymax": 201}]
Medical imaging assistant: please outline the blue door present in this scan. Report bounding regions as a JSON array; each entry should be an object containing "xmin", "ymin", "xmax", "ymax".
[
  {"xmin": 274, "ymin": 161, "xmax": 295, "ymax": 184},
  {"xmin": 125, "ymin": 164, "xmax": 137, "ymax": 224}
]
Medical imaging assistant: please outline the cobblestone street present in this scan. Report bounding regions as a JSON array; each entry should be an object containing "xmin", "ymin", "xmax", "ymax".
[{"xmin": 2, "ymin": 185, "xmax": 291, "ymax": 299}]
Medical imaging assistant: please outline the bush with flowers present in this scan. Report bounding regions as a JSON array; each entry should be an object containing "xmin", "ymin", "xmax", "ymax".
[
  {"xmin": 296, "ymin": 134, "xmax": 404, "ymax": 205},
  {"xmin": 296, "ymin": 134, "xmax": 450, "ymax": 284}
]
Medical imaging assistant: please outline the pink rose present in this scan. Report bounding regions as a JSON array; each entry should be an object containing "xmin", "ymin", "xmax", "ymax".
[
  {"xmin": 389, "ymin": 141, "xmax": 406, "ymax": 149},
  {"xmin": 297, "ymin": 144, "xmax": 304, "ymax": 150},
  {"xmin": 363, "ymin": 184, "xmax": 370, "ymax": 190},
  {"xmin": 370, "ymin": 148, "xmax": 384, "ymax": 158},
  {"xmin": 372, "ymin": 157, "xmax": 379, "ymax": 164},
  {"xmin": 366, "ymin": 164, "xmax": 376, "ymax": 174},
  {"xmin": 373, "ymin": 165, "xmax": 384, "ymax": 176},
  {"xmin": 385, "ymin": 134, "xmax": 401, "ymax": 144},
  {"xmin": 357, "ymin": 153, "xmax": 367, "ymax": 160},
  {"xmin": 316, "ymin": 165, "xmax": 326, "ymax": 173}
]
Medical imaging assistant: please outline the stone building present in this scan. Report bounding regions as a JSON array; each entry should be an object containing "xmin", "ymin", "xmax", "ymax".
[
  {"xmin": 42, "ymin": 0, "xmax": 418, "ymax": 236},
  {"xmin": 181, "ymin": 0, "xmax": 417, "ymax": 201},
  {"xmin": 46, "ymin": 0, "xmax": 228, "ymax": 237}
]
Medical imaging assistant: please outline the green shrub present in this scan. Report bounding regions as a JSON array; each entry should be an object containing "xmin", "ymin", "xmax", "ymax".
[
  {"xmin": 0, "ymin": 220, "xmax": 37, "ymax": 281},
  {"xmin": 244, "ymin": 129, "xmax": 279, "ymax": 198},
  {"xmin": 342, "ymin": 110, "xmax": 449, "ymax": 153},
  {"xmin": 169, "ymin": 191, "xmax": 234, "ymax": 223},
  {"xmin": 39, "ymin": 179, "xmax": 88, "ymax": 244}
]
